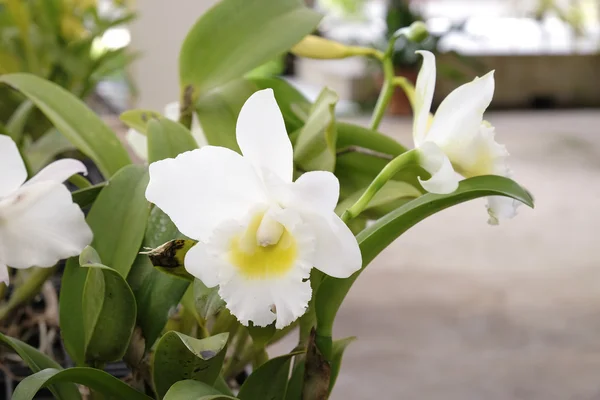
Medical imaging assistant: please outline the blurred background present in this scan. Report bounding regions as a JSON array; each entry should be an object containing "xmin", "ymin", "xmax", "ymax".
[{"xmin": 2, "ymin": 0, "xmax": 600, "ymax": 398}]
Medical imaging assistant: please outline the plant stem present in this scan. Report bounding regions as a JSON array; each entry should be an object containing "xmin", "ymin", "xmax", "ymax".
[
  {"xmin": 393, "ymin": 76, "xmax": 416, "ymax": 109},
  {"xmin": 0, "ymin": 266, "xmax": 58, "ymax": 323},
  {"xmin": 341, "ymin": 149, "xmax": 419, "ymax": 222},
  {"xmin": 369, "ymin": 56, "xmax": 395, "ymax": 131},
  {"xmin": 223, "ymin": 327, "xmax": 250, "ymax": 378}
]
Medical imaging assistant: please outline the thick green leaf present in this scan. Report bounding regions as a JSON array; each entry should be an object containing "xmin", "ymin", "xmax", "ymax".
[
  {"xmin": 153, "ymin": 331, "xmax": 229, "ymax": 399},
  {"xmin": 128, "ymin": 209, "xmax": 190, "ymax": 350},
  {"xmin": 11, "ymin": 368, "xmax": 152, "ymax": 400},
  {"xmin": 179, "ymin": 0, "xmax": 321, "ymax": 94},
  {"xmin": 238, "ymin": 353, "xmax": 297, "ymax": 400},
  {"xmin": 120, "ymin": 109, "xmax": 162, "ymax": 135},
  {"xmin": 316, "ymin": 175, "xmax": 535, "ymax": 340},
  {"xmin": 284, "ymin": 360, "xmax": 305, "ymax": 400},
  {"xmin": 147, "ymin": 117, "xmax": 198, "ymax": 163},
  {"xmin": 163, "ymin": 380, "xmax": 237, "ymax": 400},
  {"xmin": 79, "ymin": 247, "xmax": 137, "ymax": 363},
  {"xmin": 0, "ymin": 73, "xmax": 131, "ymax": 178},
  {"xmin": 0, "ymin": 333, "xmax": 81, "ymax": 400},
  {"xmin": 86, "ymin": 164, "xmax": 149, "ymax": 277},
  {"xmin": 61, "ymin": 165, "xmax": 148, "ymax": 365},
  {"xmin": 329, "ymin": 337, "xmax": 356, "ymax": 393},
  {"xmin": 24, "ymin": 129, "xmax": 75, "ymax": 173},
  {"xmin": 193, "ymin": 278, "xmax": 225, "ymax": 320},
  {"xmin": 71, "ymin": 183, "xmax": 106, "ymax": 208},
  {"xmin": 294, "ymin": 88, "xmax": 338, "ymax": 172}
]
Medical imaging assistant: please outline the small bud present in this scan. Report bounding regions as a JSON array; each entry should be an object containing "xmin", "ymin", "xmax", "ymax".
[
  {"xmin": 291, "ymin": 35, "xmax": 352, "ymax": 59},
  {"xmin": 292, "ymin": 35, "xmax": 382, "ymax": 60},
  {"xmin": 406, "ymin": 21, "xmax": 429, "ymax": 43}
]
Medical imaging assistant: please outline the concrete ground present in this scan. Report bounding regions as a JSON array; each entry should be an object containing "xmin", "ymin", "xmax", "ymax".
[{"xmin": 276, "ymin": 110, "xmax": 600, "ymax": 399}]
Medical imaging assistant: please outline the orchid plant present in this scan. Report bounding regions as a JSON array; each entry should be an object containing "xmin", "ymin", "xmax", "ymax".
[{"xmin": 0, "ymin": 0, "xmax": 534, "ymax": 399}]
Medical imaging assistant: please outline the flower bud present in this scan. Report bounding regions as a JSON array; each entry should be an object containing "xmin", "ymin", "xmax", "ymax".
[{"xmin": 291, "ymin": 35, "xmax": 381, "ymax": 60}]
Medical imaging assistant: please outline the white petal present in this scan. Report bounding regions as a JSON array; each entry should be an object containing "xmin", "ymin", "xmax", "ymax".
[
  {"xmin": 413, "ymin": 51, "xmax": 436, "ymax": 147},
  {"xmin": 126, "ymin": 129, "xmax": 148, "ymax": 161},
  {"xmin": 185, "ymin": 242, "xmax": 222, "ymax": 288},
  {"xmin": 27, "ymin": 159, "xmax": 87, "ymax": 186},
  {"xmin": 219, "ymin": 269, "xmax": 312, "ymax": 329},
  {"xmin": 236, "ymin": 89, "xmax": 293, "ymax": 183},
  {"xmin": 301, "ymin": 211, "xmax": 361, "ymax": 279},
  {"xmin": 286, "ymin": 171, "xmax": 340, "ymax": 213},
  {"xmin": 0, "ymin": 181, "xmax": 93, "ymax": 269},
  {"xmin": 163, "ymin": 102, "xmax": 180, "ymax": 121},
  {"xmin": 486, "ymin": 196, "xmax": 520, "ymax": 225},
  {"xmin": 426, "ymin": 71, "xmax": 495, "ymax": 146},
  {"xmin": 0, "ymin": 264, "xmax": 8, "ymax": 285},
  {"xmin": 417, "ymin": 141, "xmax": 460, "ymax": 194},
  {"xmin": 0, "ymin": 135, "xmax": 27, "ymax": 198},
  {"xmin": 145, "ymin": 146, "xmax": 268, "ymax": 241}
]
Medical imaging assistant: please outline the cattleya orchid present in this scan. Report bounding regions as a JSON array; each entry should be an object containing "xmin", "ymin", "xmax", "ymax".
[
  {"xmin": 146, "ymin": 89, "xmax": 362, "ymax": 329},
  {"xmin": 126, "ymin": 102, "xmax": 207, "ymax": 160},
  {"xmin": 413, "ymin": 50, "xmax": 518, "ymax": 224},
  {"xmin": 0, "ymin": 135, "xmax": 93, "ymax": 284}
]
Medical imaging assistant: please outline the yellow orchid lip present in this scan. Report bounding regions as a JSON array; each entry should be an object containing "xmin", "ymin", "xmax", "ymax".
[{"xmin": 228, "ymin": 212, "xmax": 297, "ymax": 279}]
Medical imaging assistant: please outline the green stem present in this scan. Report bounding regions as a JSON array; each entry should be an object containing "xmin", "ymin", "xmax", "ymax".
[
  {"xmin": 0, "ymin": 266, "xmax": 58, "ymax": 322},
  {"xmin": 68, "ymin": 173, "xmax": 92, "ymax": 189},
  {"xmin": 392, "ymin": 76, "xmax": 417, "ymax": 109},
  {"xmin": 341, "ymin": 149, "xmax": 419, "ymax": 222},
  {"xmin": 252, "ymin": 347, "xmax": 268, "ymax": 369},
  {"xmin": 369, "ymin": 56, "xmax": 395, "ymax": 131},
  {"xmin": 223, "ymin": 327, "xmax": 250, "ymax": 378}
]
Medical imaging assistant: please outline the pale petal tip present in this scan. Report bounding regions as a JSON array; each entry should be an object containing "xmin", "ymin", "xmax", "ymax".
[{"xmin": 486, "ymin": 195, "xmax": 520, "ymax": 226}]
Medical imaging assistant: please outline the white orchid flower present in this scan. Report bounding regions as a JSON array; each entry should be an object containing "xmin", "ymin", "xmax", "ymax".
[
  {"xmin": 126, "ymin": 102, "xmax": 207, "ymax": 160},
  {"xmin": 0, "ymin": 135, "xmax": 93, "ymax": 284},
  {"xmin": 412, "ymin": 50, "xmax": 518, "ymax": 224},
  {"xmin": 146, "ymin": 89, "xmax": 362, "ymax": 329}
]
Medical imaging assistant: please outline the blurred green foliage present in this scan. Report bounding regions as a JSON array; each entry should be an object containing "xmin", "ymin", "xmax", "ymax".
[{"xmin": 0, "ymin": 0, "xmax": 136, "ymax": 139}]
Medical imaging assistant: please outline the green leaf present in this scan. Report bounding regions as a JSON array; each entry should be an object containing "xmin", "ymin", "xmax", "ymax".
[
  {"xmin": 12, "ymin": 367, "xmax": 152, "ymax": 400},
  {"xmin": 60, "ymin": 165, "xmax": 149, "ymax": 365},
  {"xmin": 294, "ymin": 88, "xmax": 338, "ymax": 172},
  {"xmin": 79, "ymin": 247, "xmax": 137, "ymax": 363},
  {"xmin": 335, "ymin": 122, "xmax": 407, "ymax": 156},
  {"xmin": 0, "ymin": 333, "xmax": 81, "ymax": 400},
  {"xmin": 24, "ymin": 129, "xmax": 75, "ymax": 173},
  {"xmin": 193, "ymin": 278, "xmax": 225, "ymax": 320},
  {"xmin": 329, "ymin": 337, "xmax": 356, "ymax": 393},
  {"xmin": 71, "ymin": 183, "xmax": 106, "ymax": 208},
  {"xmin": 316, "ymin": 175, "xmax": 535, "ymax": 340},
  {"xmin": 284, "ymin": 360, "xmax": 305, "ymax": 400},
  {"xmin": 179, "ymin": 0, "xmax": 321, "ymax": 94},
  {"xmin": 86, "ymin": 165, "xmax": 150, "ymax": 277},
  {"xmin": 120, "ymin": 109, "xmax": 162, "ymax": 135},
  {"xmin": 6, "ymin": 100, "xmax": 35, "ymax": 141},
  {"xmin": 153, "ymin": 331, "xmax": 229, "ymax": 399},
  {"xmin": 238, "ymin": 353, "xmax": 298, "ymax": 400},
  {"xmin": 0, "ymin": 73, "xmax": 131, "ymax": 178},
  {"xmin": 128, "ymin": 209, "xmax": 190, "ymax": 351},
  {"xmin": 163, "ymin": 380, "xmax": 237, "ymax": 400},
  {"xmin": 147, "ymin": 117, "xmax": 198, "ymax": 163}
]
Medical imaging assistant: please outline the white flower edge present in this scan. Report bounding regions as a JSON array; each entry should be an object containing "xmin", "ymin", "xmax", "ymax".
[
  {"xmin": 126, "ymin": 102, "xmax": 207, "ymax": 160},
  {"xmin": 145, "ymin": 89, "xmax": 362, "ymax": 329},
  {"xmin": 412, "ymin": 50, "xmax": 518, "ymax": 224},
  {"xmin": 0, "ymin": 136, "xmax": 93, "ymax": 284}
]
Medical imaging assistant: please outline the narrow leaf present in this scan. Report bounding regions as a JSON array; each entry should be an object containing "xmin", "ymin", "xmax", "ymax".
[
  {"xmin": 0, "ymin": 73, "xmax": 131, "ymax": 178},
  {"xmin": 238, "ymin": 352, "xmax": 298, "ymax": 400},
  {"xmin": 316, "ymin": 175, "xmax": 535, "ymax": 340},
  {"xmin": 12, "ymin": 367, "xmax": 152, "ymax": 400},
  {"xmin": 0, "ymin": 333, "xmax": 81, "ymax": 400},
  {"xmin": 294, "ymin": 88, "xmax": 338, "ymax": 172}
]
